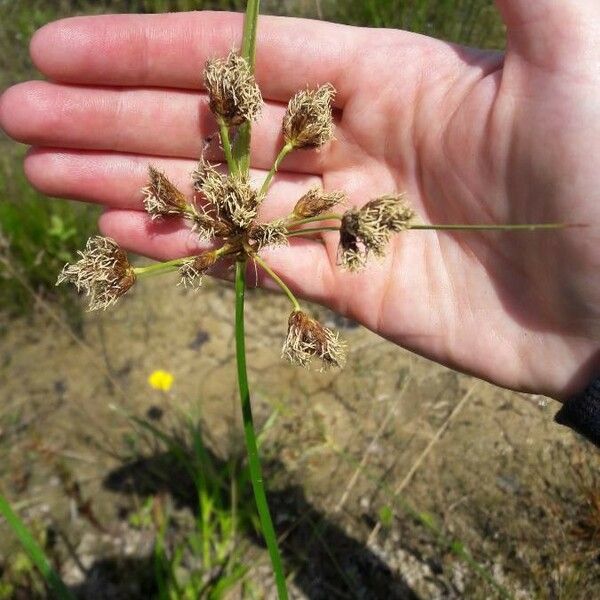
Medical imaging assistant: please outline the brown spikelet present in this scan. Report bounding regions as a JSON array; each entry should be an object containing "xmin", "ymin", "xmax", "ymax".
[
  {"xmin": 179, "ymin": 252, "xmax": 218, "ymax": 289},
  {"xmin": 282, "ymin": 311, "xmax": 346, "ymax": 370},
  {"xmin": 57, "ymin": 237, "xmax": 135, "ymax": 311},
  {"xmin": 200, "ymin": 171, "xmax": 262, "ymax": 231},
  {"xmin": 248, "ymin": 220, "xmax": 289, "ymax": 251},
  {"xmin": 338, "ymin": 194, "xmax": 415, "ymax": 271},
  {"xmin": 142, "ymin": 166, "xmax": 190, "ymax": 219},
  {"xmin": 191, "ymin": 158, "xmax": 221, "ymax": 194},
  {"xmin": 283, "ymin": 84, "xmax": 336, "ymax": 149},
  {"xmin": 204, "ymin": 52, "xmax": 263, "ymax": 126},
  {"xmin": 293, "ymin": 188, "xmax": 345, "ymax": 219}
]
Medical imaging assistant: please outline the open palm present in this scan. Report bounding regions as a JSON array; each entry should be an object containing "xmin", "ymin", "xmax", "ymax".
[{"xmin": 1, "ymin": 2, "xmax": 599, "ymax": 399}]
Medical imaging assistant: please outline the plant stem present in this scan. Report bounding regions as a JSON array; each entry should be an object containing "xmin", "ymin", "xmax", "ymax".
[
  {"xmin": 233, "ymin": 4, "xmax": 288, "ymax": 597},
  {"xmin": 134, "ymin": 258, "xmax": 187, "ymax": 278},
  {"xmin": 217, "ymin": 116, "xmax": 237, "ymax": 174},
  {"xmin": 233, "ymin": 0, "xmax": 261, "ymax": 175},
  {"xmin": 241, "ymin": 0, "xmax": 260, "ymax": 67},
  {"xmin": 286, "ymin": 226, "xmax": 341, "ymax": 238},
  {"xmin": 410, "ymin": 223, "xmax": 567, "ymax": 231},
  {"xmin": 134, "ymin": 245, "xmax": 240, "ymax": 279},
  {"xmin": 0, "ymin": 494, "xmax": 75, "ymax": 600},
  {"xmin": 259, "ymin": 142, "xmax": 294, "ymax": 196},
  {"xmin": 251, "ymin": 253, "xmax": 301, "ymax": 312},
  {"xmin": 234, "ymin": 260, "xmax": 288, "ymax": 599},
  {"xmin": 289, "ymin": 213, "xmax": 343, "ymax": 226},
  {"xmin": 288, "ymin": 213, "xmax": 567, "ymax": 233}
]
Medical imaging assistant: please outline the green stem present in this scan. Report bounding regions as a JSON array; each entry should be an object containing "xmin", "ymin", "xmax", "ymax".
[
  {"xmin": 234, "ymin": 261, "xmax": 288, "ymax": 599},
  {"xmin": 285, "ymin": 223, "xmax": 567, "ymax": 238},
  {"xmin": 217, "ymin": 116, "xmax": 237, "ymax": 174},
  {"xmin": 134, "ymin": 258, "xmax": 187, "ymax": 278},
  {"xmin": 410, "ymin": 223, "xmax": 567, "ymax": 231},
  {"xmin": 241, "ymin": 0, "xmax": 260, "ymax": 67},
  {"xmin": 0, "ymin": 494, "xmax": 75, "ymax": 600},
  {"xmin": 286, "ymin": 226, "xmax": 341, "ymax": 237},
  {"xmin": 232, "ymin": 5, "xmax": 288, "ymax": 596},
  {"xmin": 289, "ymin": 213, "xmax": 343, "ymax": 226},
  {"xmin": 251, "ymin": 253, "xmax": 301, "ymax": 312},
  {"xmin": 260, "ymin": 143, "xmax": 294, "ymax": 197},
  {"xmin": 233, "ymin": 0, "xmax": 261, "ymax": 176}
]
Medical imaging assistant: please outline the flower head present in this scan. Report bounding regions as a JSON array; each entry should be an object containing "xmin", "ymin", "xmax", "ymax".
[
  {"xmin": 191, "ymin": 158, "xmax": 221, "ymax": 193},
  {"xmin": 179, "ymin": 252, "xmax": 218, "ymax": 289},
  {"xmin": 293, "ymin": 187, "xmax": 345, "ymax": 219},
  {"xmin": 282, "ymin": 310, "xmax": 346, "ymax": 370},
  {"xmin": 200, "ymin": 171, "xmax": 261, "ymax": 231},
  {"xmin": 248, "ymin": 220, "xmax": 289, "ymax": 251},
  {"xmin": 204, "ymin": 52, "xmax": 263, "ymax": 126},
  {"xmin": 57, "ymin": 236, "xmax": 135, "ymax": 310},
  {"xmin": 148, "ymin": 369, "xmax": 174, "ymax": 392},
  {"xmin": 283, "ymin": 84, "xmax": 336, "ymax": 149},
  {"xmin": 338, "ymin": 194, "xmax": 415, "ymax": 271},
  {"xmin": 362, "ymin": 195, "xmax": 416, "ymax": 233},
  {"xmin": 142, "ymin": 166, "xmax": 190, "ymax": 219}
]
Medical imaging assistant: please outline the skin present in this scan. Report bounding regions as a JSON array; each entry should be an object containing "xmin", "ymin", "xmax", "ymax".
[{"xmin": 0, "ymin": 1, "xmax": 599, "ymax": 400}]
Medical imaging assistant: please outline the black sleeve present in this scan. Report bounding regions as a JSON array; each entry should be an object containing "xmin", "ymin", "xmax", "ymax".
[{"xmin": 555, "ymin": 378, "xmax": 600, "ymax": 448}]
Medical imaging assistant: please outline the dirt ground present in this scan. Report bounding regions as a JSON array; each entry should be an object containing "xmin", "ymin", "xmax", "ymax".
[{"xmin": 1, "ymin": 275, "xmax": 599, "ymax": 599}]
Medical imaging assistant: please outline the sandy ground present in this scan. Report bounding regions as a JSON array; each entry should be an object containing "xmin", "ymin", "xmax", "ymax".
[{"xmin": 1, "ymin": 276, "xmax": 599, "ymax": 599}]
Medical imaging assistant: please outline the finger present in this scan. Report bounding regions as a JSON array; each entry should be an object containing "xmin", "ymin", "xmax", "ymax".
[
  {"xmin": 24, "ymin": 148, "xmax": 321, "ymax": 212},
  {"xmin": 0, "ymin": 81, "xmax": 339, "ymax": 174},
  {"xmin": 495, "ymin": 1, "xmax": 598, "ymax": 68},
  {"xmin": 30, "ymin": 12, "xmax": 361, "ymax": 107},
  {"xmin": 98, "ymin": 209, "xmax": 336, "ymax": 306}
]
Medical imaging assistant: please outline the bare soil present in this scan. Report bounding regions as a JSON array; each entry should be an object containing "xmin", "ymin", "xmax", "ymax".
[{"xmin": 1, "ymin": 276, "xmax": 599, "ymax": 599}]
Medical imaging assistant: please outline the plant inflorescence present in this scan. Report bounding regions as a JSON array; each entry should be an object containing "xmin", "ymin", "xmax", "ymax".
[
  {"xmin": 53, "ymin": 3, "xmax": 565, "ymax": 598},
  {"xmin": 56, "ymin": 57, "xmax": 432, "ymax": 370}
]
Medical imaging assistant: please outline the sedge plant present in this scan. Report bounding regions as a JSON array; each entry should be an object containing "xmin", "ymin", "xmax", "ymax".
[{"xmin": 49, "ymin": 1, "xmax": 568, "ymax": 597}]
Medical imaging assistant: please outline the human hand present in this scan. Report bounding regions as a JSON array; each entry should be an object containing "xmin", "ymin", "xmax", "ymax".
[{"xmin": 1, "ymin": 2, "xmax": 599, "ymax": 399}]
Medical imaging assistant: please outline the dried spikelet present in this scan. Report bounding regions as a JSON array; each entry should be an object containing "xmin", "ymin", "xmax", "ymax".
[
  {"xmin": 179, "ymin": 252, "xmax": 218, "ymax": 289},
  {"xmin": 204, "ymin": 52, "xmax": 263, "ymax": 126},
  {"xmin": 338, "ymin": 222, "xmax": 367, "ymax": 271},
  {"xmin": 282, "ymin": 310, "xmax": 346, "ymax": 370},
  {"xmin": 361, "ymin": 195, "xmax": 415, "ymax": 234},
  {"xmin": 248, "ymin": 220, "xmax": 289, "ymax": 251},
  {"xmin": 191, "ymin": 158, "xmax": 221, "ymax": 194},
  {"xmin": 283, "ymin": 84, "xmax": 336, "ymax": 149},
  {"xmin": 338, "ymin": 195, "xmax": 415, "ymax": 271},
  {"xmin": 200, "ymin": 171, "xmax": 261, "ymax": 231},
  {"xmin": 293, "ymin": 187, "xmax": 345, "ymax": 219},
  {"xmin": 190, "ymin": 209, "xmax": 234, "ymax": 240},
  {"xmin": 57, "ymin": 236, "xmax": 135, "ymax": 311},
  {"xmin": 142, "ymin": 166, "xmax": 190, "ymax": 219}
]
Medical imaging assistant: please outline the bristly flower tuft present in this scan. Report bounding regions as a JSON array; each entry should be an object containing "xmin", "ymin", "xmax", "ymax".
[
  {"xmin": 293, "ymin": 187, "xmax": 345, "ymax": 219},
  {"xmin": 249, "ymin": 220, "xmax": 289, "ymax": 251},
  {"xmin": 142, "ymin": 166, "xmax": 190, "ymax": 219},
  {"xmin": 190, "ymin": 208, "xmax": 234, "ymax": 241},
  {"xmin": 57, "ymin": 236, "xmax": 135, "ymax": 311},
  {"xmin": 283, "ymin": 84, "xmax": 336, "ymax": 149},
  {"xmin": 200, "ymin": 171, "xmax": 262, "ymax": 231},
  {"xmin": 363, "ymin": 194, "xmax": 416, "ymax": 233},
  {"xmin": 191, "ymin": 158, "xmax": 221, "ymax": 194},
  {"xmin": 179, "ymin": 251, "xmax": 218, "ymax": 289},
  {"xmin": 204, "ymin": 52, "xmax": 263, "ymax": 126},
  {"xmin": 282, "ymin": 310, "xmax": 346, "ymax": 370},
  {"xmin": 339, "ymin": 194, "xmax": 415, "ymax": 271}
]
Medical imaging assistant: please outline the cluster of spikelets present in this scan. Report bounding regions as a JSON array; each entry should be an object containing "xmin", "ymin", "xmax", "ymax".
[{"xmin": 58, "ymin": 51, "xmax": 416, "ymax": 370}]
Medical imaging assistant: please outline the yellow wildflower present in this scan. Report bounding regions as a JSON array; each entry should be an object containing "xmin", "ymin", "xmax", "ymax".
[{"xmin": 148, "ymin": 369, "xmax": 174, "ymax": 392}]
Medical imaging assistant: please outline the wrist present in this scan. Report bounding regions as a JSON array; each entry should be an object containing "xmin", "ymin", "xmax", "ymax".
[{"xmin": 555, "ymin": 377, "xmax": 600, "ymax": 448}]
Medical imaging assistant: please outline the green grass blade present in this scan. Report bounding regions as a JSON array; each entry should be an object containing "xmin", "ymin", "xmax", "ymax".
[{"xmin": 0, "ymin": 494, "xmax": 75, "ymax": 600}]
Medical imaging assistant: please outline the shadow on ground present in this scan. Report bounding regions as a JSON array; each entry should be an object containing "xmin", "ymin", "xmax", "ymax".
[{"xmin": 75, "ymin": 429, "xmax": 422, "ymax": 600}]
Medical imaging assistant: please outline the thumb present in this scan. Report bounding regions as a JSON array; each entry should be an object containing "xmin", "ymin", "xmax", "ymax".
[{"xmin": 495, "ymin": 1, "xmax": 599, "ymax": 68}]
